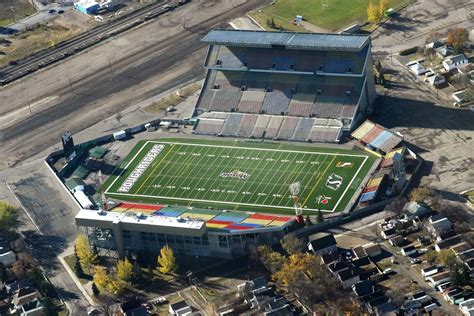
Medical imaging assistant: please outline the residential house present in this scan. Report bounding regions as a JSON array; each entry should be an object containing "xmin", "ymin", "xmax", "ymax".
[
  {"xmin": 0, "ymin": 247, "xmax": 16, "ymax": 266},
  {"xmin": 420, "ymin": 265, "xmax": 439, "ymax": 278},
  {"xmin": 458, "ymin": 249, "xmax": 474, "ymax": 262},
  {"xmin": 375, "ymin": 302, "xmax": 397, "ymax": 316},
  {"xmin": 459, "ymin": 298, "xmax": 474, "ymax": 316},
  {"xmin": 410, "ymin": 63, "xmax": 427, "ymax": 75},
  {"xmin": 5, "ymin": 279, "xmax": 32, "ymax": 295},
  {"xmin": 352, "ymin": 246, "xmax": 367, "ymax": 259},
  {"xmin": 118, "ymin": 300, "xmax": 148, "ymax": 316},
  {"xmin": 453, "ymin": 89, "xmax": 471, "ymax": 104},
  {"xmin": 451, "ymin": 242, "xmax": 471, "ymax": 256},
  {"xmin": 404, "ymin": 201, "xmax": 431, "ymax": 217},
  {"xmin": 427, "ymin": 214, "xmax": 453, "ymax": 239},
  {"xmin": 10, "ymin": 287, "xmax": 44, "ymax": 316},
  {"xmin": 389, "ymin": 235, "xmax": 407, "ymax": 247},
  {"xmin": 435, "ymin": 45, "xmax": 453, "ymax": 58},
  {"xmin": 401, "ymin": 245, "xmax": 417, "ymax": 256},
  {"xmin": 465, "ymin": 258, "xmax": 474, "ymax": 278},
  {"xmin": 321, "ymin": 251, "xmax": 340, "ymax": 265},
  {"xmin": 328, "ymin": 261, "xmax": 350, "ymax": 274},
  {"xmin": 435, "ymin": 235, "xmax": 462, "ymax": 252},
  {"xmin": 427, "ymin": 73, "xmax": 446, "ymax": 86},
  {"xmin": 381, "ymin": 228, "xmax": 396, "ymax": 240},
  {"xmin": 352, "ymin": 280, "xmax": 377, "ymax": 298},
  {"xmin": 363, "ymin": 244, "xmax": 382, "ymax": 257},
  {"xmin": 337, "ymin": 267, "xmax": 360, "ymax": 289},
  {"xmin": 427, "ymin": 271, "xmax": 451, "ymax": 287},
  {"xmin": 443, "ymin": 54, "xmax": 468, "ymax": 71},
  {"xmin": 237, "ymin": 276, "xmax": 269, "ymax": 296},
  {"xmin": 424, "ymin": 303, "xmax": 438, "ymax": 314},
  {"xmin": 262, "ymin": 296, "xmax": 294, "ymax": 315},
  {"xmin": 169, "ymin": 301, "xmax": 192, "ymax": 315},
  {"xmin": 307, "ymin": 233, "xmax": 337, "ymax": 256}
]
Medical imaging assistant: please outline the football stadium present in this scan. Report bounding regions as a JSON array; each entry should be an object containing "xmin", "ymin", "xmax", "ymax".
[
  {"xmin": 71, "ymin": 29, "xmax": 385, "ymax": 259},
  {"xmin": 103, "ymin": 139, "xmax": 376, "ymax": 214}
]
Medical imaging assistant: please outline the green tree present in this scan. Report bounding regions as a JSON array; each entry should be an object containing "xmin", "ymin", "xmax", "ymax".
[
  {"xmin": 437, "ymin": 249, "xmax": 457, "ymax": 268},
  {"xmin": 75, "ymin": 234, "xmax": 97, "ymax": 273},
  {"xmin": 116, "ymin": 258, "xmax": 133, "ymax": 282},
  {"xmin": 281, "ymin": 233, "xmax": 304, "ymax": 255},
  {"xmin": 0, "ymin": 262, "xmax": 7, "ymax": 283},
  {"xmin": 42, "ymin": 297, "xmax": 57, "ymax": 316},
  {"xmin": 0, "ymin": 201, "xmax": 18, "ymax": 232},
  {"xmin": 73, "ymin": 257, "xmax": 84, "ymax": 278},
  {"xmin": 91, "ymin": 282, "xmax": 100, "ymax": 296},
  {"xmin": 425, "ymin": 250, "xmax": 438, "ymax": 264},
  {"xmin": 409, "ymin": 187, "xmax": 435, "ymax": 203},
  {"xmin": 450, "ymin": 261, "xmax": 470, "ymax": 287},
  {"xmin": 157, "ymin": 246, "xmax": 177, "ymax": 274}
]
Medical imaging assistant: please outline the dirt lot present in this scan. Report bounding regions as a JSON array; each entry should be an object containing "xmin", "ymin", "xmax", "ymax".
[
  {"xmin": 0, "ymin": 10, "xmax": 92, "ymax": 67},
  {"xmin": 0, "ymin": 0, "xmax": 36, "ymax": 27}
]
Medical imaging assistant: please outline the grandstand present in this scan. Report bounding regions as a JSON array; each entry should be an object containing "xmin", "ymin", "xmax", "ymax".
[{"xmin": 194, "ymin": 29, "xmax": 376, "ymax": 143}]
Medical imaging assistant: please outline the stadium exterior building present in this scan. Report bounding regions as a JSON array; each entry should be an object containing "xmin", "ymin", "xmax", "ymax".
[
  {"xmin": 74, "ymin": 30, "xmax": 378, "ymax": 259},
  {"xmin": 75, "ymin": 203, "xmax": 293, "ymax": 258},
  {"xmin": 193, "ymin": 29, "xmax": 376, "ymax": 143}
]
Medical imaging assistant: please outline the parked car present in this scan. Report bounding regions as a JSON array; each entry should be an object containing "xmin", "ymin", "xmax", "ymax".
[
  {"xmin": 58, "ymin": 9, "xmax": 64, "ymax": 14},
  {"xmin": 48, "ymin": 9, "xmax": 56, "ymax": 14}
]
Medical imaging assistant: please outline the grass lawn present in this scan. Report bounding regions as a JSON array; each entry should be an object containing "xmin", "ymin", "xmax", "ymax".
[
  {"xmin": 104, "ymin": 138, "xmax": 377, "ymax": 214},
  {"xmin": 63, "ymin": 253, "xmax": 92, "ymax": 285},
  {"xmin": 253, "ymin": 0, "xmax": 412, "ymax": 31},
  {"xmin": 0, "ymin": 0, "xmax": 36, "ymax": 27}
]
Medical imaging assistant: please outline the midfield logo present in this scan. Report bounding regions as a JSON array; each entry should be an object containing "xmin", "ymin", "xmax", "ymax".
[{"xmin": 220, "ymin": 170, "xmax": 250, "ymax": 180}]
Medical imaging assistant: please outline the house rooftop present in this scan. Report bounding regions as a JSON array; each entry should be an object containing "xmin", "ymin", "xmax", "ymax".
[{"xmin": 308, "ymin": 233, "xmax": 337, "ymax": 252}]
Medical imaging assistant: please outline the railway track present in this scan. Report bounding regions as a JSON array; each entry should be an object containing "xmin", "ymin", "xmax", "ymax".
[{"xmin": 0, "ymin": 0, "xmax": 187, "ymax": 86}]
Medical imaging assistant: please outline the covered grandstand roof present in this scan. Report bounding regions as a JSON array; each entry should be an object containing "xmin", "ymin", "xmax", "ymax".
[
  {"xmin": 352, "ymin": 120, "xmax": 403, "ymax": 154},
  {"xmin": 203, "ymin": 29, "xmax": 370, "ymax": 52}
]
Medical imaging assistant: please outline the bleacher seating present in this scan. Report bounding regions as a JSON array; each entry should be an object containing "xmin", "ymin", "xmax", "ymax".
[
  {"xmin": 309, "ymin": 126, "xmax": 342, "ymax": 142},
  {"xmin": 287, "ymin": 93, "xmax": 315, "ymax": 117},
  {"xmin": 277, "ymin": 117, "xmax": 299, "ymax": 139},
  {"xmin": 194, "ymin": 119, "xmax": 226, "ymax": 135},
  {"xmin": 221, "ymin": 113, "xmax": 243, "ymax": 136},
  {"xmin": 265, "ymin": 116, "xmax": 284, "ymax": 138},
  {"xmin": 210, "ymin": 91, "xmax": 242, "ymax": 112},
  {"xmin": 251, "ymin": 115, "xmax": 271, "ymax": 138},
  {"xmin": 262, "ymin": 90, "xmax": 291, "ymax": 115},
  {"xmin": 292, "ymin": 118, "xmax": 314, "ymax": 141},
  {"xmin": 237, "ymin": 114, "xmax": 258, "ymax": 137},
  {"xmin": 237, "ymin": 91, "xmax": 265, "ymax": 113}
]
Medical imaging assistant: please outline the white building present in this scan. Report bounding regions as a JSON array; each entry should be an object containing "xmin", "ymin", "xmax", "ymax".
[{"xmin": 442, "ymin": 54, "xmax": 468, "ymax": 71}]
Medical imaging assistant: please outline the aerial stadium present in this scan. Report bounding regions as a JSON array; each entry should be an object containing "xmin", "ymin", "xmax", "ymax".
[{"xmin": 64, "ymin": 29, "xmax": 410, "ymax": 259}]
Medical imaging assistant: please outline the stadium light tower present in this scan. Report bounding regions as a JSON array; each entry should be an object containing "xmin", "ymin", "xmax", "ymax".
[{"xmin": 289, "ymin": 182, "xmax": 302, "ymax": 216}]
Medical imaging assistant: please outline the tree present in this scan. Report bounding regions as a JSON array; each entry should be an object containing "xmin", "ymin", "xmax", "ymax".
[
  {"xmin": 409, "ymin": 187, "xmax": 435, "ymax": 203},
  {"xmin": 450, "ymin": 261, "xmax": 470, "ymax": 287},
  {"xmin": 157, "ymin": 246, "xmax": 177, "ymax": 274},
  {"xmin": 447, "ymin": 27, "xmax": 469, "ymax": 53},
  {"xmin": 367, "ymin": 1, "xmax": 381, "ymax": 24},
  {"xmin": 116, "ymin": 258, "xmax": 133, "ymax": 282},
  {"xmin": 437, "ymin": 249, "xmax": 457, "ymax": 268},
  {"xmin": 425, "ymin": 250, "xmax": 438, "ymax": 264},
  {"xmin": 107, "ymin": 279, "xmax": 126, "ymax": 296},
  {"xmin": 378, "ymin": 0, "xmax": 388, "ymax": 18},
  {"xmin": 75, "ymin": 234, "xmax": 97, "ymax": 273},
  {"xmin": 0, "ymin": 263, "xmax": 7, "ymax": 283},
  {"xmin": 93, "ymin": 266, "xmax": 110, "ymax": 290},
  {"xmin": 91, "ymin": 282, "xmax": 100, "ymax": 296},
  {"xmin": 132, "ymin": 262, "xmax": 142, "ymax": 285},
  {"xmin": 42, "ymin": 297, "xmax": 57, "ymax": 316},
  {"xmin": 281, "ymin": 233, "xmax": 304, "ymax": 255},
  {"xmin": 73, "ymin": 257, "xmax": 84, "ymax": 278},
  {"xmin": 0, "ymin": 201, "xmax": 18, "ymax": 232},
  {"xmin": 11, "ymin": 253, "xmax": 38, "ymax": 279}
]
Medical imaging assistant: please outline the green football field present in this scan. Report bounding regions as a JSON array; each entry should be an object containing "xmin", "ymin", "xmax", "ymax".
[{"xmin": 104, "ymin": 138, "xmax": 377, "ymax": 214}]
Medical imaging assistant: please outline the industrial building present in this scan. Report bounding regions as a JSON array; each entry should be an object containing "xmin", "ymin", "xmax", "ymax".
[{"xmin": 74, "ymin": 1, "xmax": 100, "ymax": 15}]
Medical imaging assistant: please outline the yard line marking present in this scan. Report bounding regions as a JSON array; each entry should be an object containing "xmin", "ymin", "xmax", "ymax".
[
  {"xmin": 135, "ymin": 144, "xmax": 176, "ymax": 195},
  {"xmin": 302, "ymin": 154, "xmax": 337, "ymax": 207}
]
